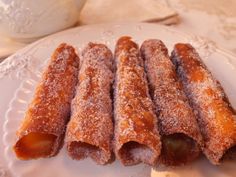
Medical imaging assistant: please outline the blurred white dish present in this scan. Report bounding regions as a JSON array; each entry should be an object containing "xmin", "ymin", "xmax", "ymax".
[
  {"xmin": 0, "ymin": 36, "xmax": 27, "ymax": 60},
  {"xmin": 0, "ymin": 0, "xmax": 86, "ymax": 40},
  {"xmin": 0, "ymin": 23, "xmax": 236, "ymax": 177}
]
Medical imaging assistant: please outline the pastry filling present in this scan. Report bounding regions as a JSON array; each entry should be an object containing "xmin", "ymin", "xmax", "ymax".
[
  {"xmin": 14, "ymin": 132, "xmax": 56, "ymax": 159},
  {"xmin": 162, "ymin": 133, "xmax": 200, "ymax": 165},
  {"xmin": 68, "ymin": 141, "xmax": 105, "ymax": 163},
  {"xmin": 118, "ymin": 141, "xmax": 154, "ymax": 165},
  {"xmin": 221, "ymin": 146, "xmax": 236, "ymax": 161}
]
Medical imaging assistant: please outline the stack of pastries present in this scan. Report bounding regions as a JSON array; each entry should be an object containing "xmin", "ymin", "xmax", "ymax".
[{"xmin": 13, "ymin": 36, "xmax": 236, "ymax": 166}]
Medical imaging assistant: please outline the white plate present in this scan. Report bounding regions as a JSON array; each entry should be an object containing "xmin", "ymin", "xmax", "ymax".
[{"xmin": 0, "ymin": 23, "xmax": 236, "ymax": 177}]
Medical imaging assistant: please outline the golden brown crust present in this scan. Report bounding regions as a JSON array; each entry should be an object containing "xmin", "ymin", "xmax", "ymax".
[
  {"xmin": 14, "ymin": 43, "xmax": 80, "ymax": 159},
  {"xmin": 171, "ymin": 43, "xmax": 236, "ymax": 164},
  {"xmin": 141, "ymin": 39, "xmax": 203, "ymax": 166},
  {"xmin": 66, "ymin": 43, "xmax": 114, "ymax": 165},
  {"xmin": 113, "ymin": 36, "xmax": 161, "ymax": 166}
]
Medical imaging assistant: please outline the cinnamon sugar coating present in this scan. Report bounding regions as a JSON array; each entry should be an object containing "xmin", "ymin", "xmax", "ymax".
[
  {"xmin": 113, "ymin": 36, "xmax": 161, "ymax": 166},
  {"xmin": 14, "ymin": 43, "xmax": 80, "ymax": 159},
  {"xmin": 66, "ymin": 43, "xmax": 114, "ymax": 165},
  {"xmin": 171, "ymin": 43, "xmax": 236, "ymax": 164},
  {"xmin": 141, "ymin": 39, "xmax": 203, "ymax": 166}
]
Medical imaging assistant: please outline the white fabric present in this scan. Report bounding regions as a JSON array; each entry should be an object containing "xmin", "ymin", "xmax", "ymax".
[{"xmin": 79, "ymin": 0, "xmax": 179, "ymax": 25}]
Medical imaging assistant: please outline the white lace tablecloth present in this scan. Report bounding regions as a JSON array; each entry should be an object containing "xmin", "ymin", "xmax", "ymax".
[{"xmin": 169, "ymin": 0, "xmax": 236, "ymax": 54}]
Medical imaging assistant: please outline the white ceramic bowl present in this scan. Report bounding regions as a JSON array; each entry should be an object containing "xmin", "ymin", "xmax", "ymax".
[{"xmin": 0, "ymin": 0, "xmax": 86, "ymax": 40}]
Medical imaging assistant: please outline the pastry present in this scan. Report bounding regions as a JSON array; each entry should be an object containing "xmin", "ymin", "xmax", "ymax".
[
  {"xmin": 141, "ymin": 39, "xmax": 203, "ymax": 166},
  {"xmin": 113, "ymin": 36, "xmax": 161, "ymax": 166},
  {"xmin": 66, "ymin": 43, "xmax": 114, "ymax": 165},
  {"xmin": 171, "ymin": 43, "xmax": 236, "ymax": 164},
  {"xmin": 14, "ymin": 43, "xmax": 80, "ymax": 160}
]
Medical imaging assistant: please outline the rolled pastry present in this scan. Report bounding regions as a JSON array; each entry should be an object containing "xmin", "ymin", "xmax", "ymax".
[
  {"xmin": 171, "ymin": 43, "xmax": 236, "ymax": 164},
  {"xmin": 14, "ymin": 43, "xmax": 80, "ymax": 160},
  {"xmin": 66, "ymin": 43, "xmax": 114, "ymax": 165},
  {"xmin": 140, "ymin": 39, "xmax": 203, "ymax": 166},
  {"xmin": 113, "ymin": 36, "xmax": 161, "ymax": 166}
]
